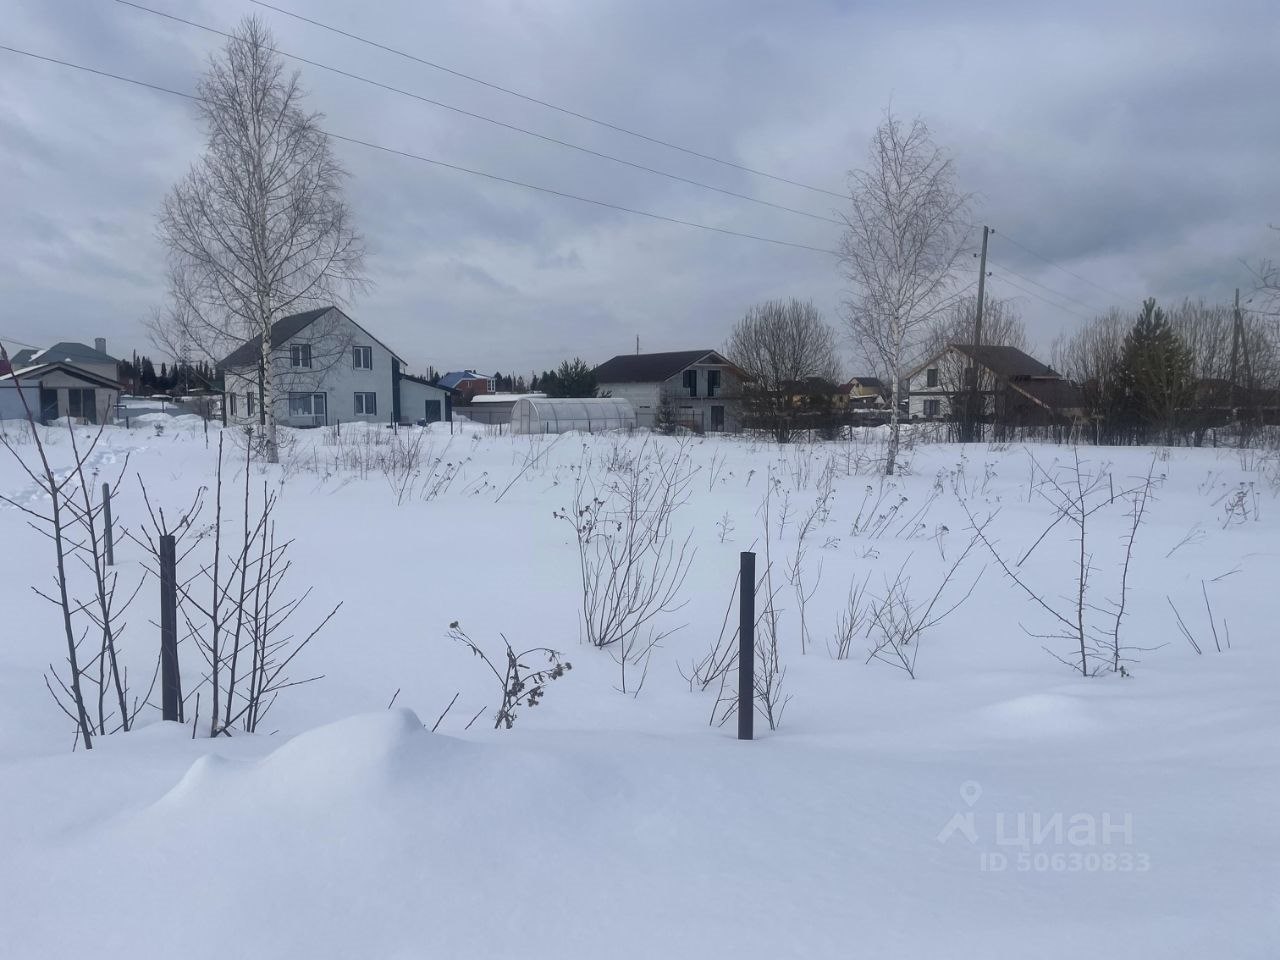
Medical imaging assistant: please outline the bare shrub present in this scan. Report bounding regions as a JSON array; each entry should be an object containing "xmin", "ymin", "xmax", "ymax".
[
  {"xmin": 136, "ymin": 434, "xmax": 339, "ymax": 735},
  {"xmin": 961, "ymin": 449, "xmax": 1160, "ymax": 675},
  {"xmin": 0, "ymin": 367, "xmax": 147, "ymax": 748},
  {"xmin": 1168, "ymin": 582, "xmax": 1231, "ymax": 655},
  {"xmin": 556, "ymin": 439, "xmax": 695, "ymax": 661},
  {"xmin": 448, "ymin": 621, "xmax": 570, "ymax": 729},
  {"xmin": 865, "ymin": 534, "xmax": 983, "ymax": 678},
  {"xmin": 716, "ymin": 511, "xmax": 735, "ymax": 543},
  {"xmin": 830, "ymin": 573, "xmax": 872, "ymax": 660},
  {"xmin": 752, "ymin": 491, "xmax": 791, "ymax": 728},
  {"xmin": 785, "ymin": 545, "xmax": 821, "ymax": 655}
]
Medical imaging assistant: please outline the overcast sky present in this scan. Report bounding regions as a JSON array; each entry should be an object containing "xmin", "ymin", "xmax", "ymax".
[{"xmin": 2, "ymin": 0, "xmax": 1277, "ymax": 376}]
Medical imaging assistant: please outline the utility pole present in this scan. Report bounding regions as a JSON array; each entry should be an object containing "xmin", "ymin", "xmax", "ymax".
[
  {"xmin": 966, "ymin": 225, "xmax": 990, "ymax": 442},
  {"xmin": 1230, "ymin": 288, "xmax": 1241, "ymax": 415},
  {"xmin": 1230, "ymin": 287, "xmax": 1256, "ymax": 435},
  {"xmin": 635, "ymin": 335, "xmax": 640, "ymax": 355}
]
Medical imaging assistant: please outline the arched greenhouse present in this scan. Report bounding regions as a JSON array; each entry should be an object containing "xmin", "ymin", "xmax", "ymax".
[{"xmin": 510, "ymin": 396, "xmax": 636, "ymax": 434}]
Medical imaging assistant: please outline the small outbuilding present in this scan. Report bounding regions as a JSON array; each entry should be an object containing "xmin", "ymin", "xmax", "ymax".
[
  {"xmin": 0, "ymin": 361, "xmax": 121, "ymax": 424},
  {"xmin": 396, "ymin": 372, "xmax": 452, "ymax": 424},
  {"xmin": 510, "ymin": 397, "xmax": 636, "ymax": 434}
]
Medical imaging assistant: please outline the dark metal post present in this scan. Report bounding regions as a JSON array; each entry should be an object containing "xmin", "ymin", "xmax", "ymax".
[
  {"xmin": 160, "ymin": 534, "xmax": 179, "ymax": 722},
  {"xmin": 101, "ymin": 482, "xmax": 114, "ymax": 566},
  {"xmin": 738, "ymin": 551, "xmax": 755, "ymax": 741}
]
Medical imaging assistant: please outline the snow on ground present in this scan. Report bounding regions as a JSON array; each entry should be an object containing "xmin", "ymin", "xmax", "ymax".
[{"xmin": 0, "ymin": 418, "xmax": 1277, "ymax": 958}]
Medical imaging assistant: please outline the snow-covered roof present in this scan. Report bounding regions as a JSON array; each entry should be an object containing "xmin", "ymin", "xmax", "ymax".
[{"xmin": 470, "ymin": 393, "xmax": 546, "ymax": 403}]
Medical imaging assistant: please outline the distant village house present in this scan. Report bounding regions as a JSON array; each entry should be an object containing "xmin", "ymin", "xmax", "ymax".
[
  {"xmin": 217, "ymin": 307, "xmax": 450, "ymax": 428},
  {"xmin": 594, "ymin": 349, "xmax": 744, "ymax": 433}
]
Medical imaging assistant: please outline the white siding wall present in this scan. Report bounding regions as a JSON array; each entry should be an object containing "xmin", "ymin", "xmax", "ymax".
[
  {"xmin": 222, "ymin": 311, "xmax": 397, "ymax": 428},
  {"xmin": 600, "ymin": 382, "xmax": 661, "ymax": 422},
  {"xmin": 600, "ymin": 366, "xmax": 742, "ymax": 432},
  {"xmin": 660, "ymin": 365, "xmax": 741, "ymax": 432},
  {"xmin": 223, "ymin": 368, "xmax": 260, "ymax": 427},
  {"xmin": 907, "ymin": 364, "xmax": 949, "ymax": 419},
  {"xmin": 39, "ymin": 370, "xmax": 119, "ymax": 423},
  {"xmin": 0, "ymin": 380, "xmax": 40, "ymax": 421},
  {"xmin": 398, "ymin": 379, "xmax": 450, "ymax": 424}
]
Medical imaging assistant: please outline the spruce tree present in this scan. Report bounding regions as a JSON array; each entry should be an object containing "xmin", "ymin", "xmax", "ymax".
[{"xmin": 1118, "ymin": 298, "xmax": 1193, "ymax": 443}]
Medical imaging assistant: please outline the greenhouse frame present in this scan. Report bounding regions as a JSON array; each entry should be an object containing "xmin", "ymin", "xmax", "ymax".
[{"xmin": 510, "ymin": 396, "xmax": 637, "ymax": 434}]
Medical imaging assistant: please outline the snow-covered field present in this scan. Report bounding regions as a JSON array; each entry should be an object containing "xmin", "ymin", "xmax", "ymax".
[{"xmin": 1, "ymin": 418, "xmax": 1276, "ymax": 959}]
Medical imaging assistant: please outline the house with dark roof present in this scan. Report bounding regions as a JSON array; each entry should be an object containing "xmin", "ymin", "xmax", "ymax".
[
  {"xmin": 436, "ymin": 370, "xmax": 495, "ymax": 403},
  {"xmin": 0, "ymin": 338, "xmax": 123, "ymax": 425},
  {"xmin": 594, "ymin": 349, "xmax": 745, "ymax": 432},
  {"xmin": 9, "ymin": 339, "xmax": 120, "ymax": 386},
  {"xmin": 216, "ymin": 306, "xmax": 450, "ymax": 428},
  {"xmin": 906, "ymin": 344, "xmax": 1084, "ymax": 425},
  {"xmin": 0, "ymin": 361, "xmax": 123, "ymax": 424}
]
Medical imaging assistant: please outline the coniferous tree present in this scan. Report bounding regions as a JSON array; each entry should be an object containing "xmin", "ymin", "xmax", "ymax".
[
  {"xmin": 1117, "ymin": 298, "xmax": 1194, "ymax": 443},
  {"xmin": 542, "ymin": 358, "xmax": 597, "ymax": 398}
]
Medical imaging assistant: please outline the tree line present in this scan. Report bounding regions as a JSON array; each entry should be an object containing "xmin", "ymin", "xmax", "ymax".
[
  {"xmin": 720, "ymin": 111, "xmax": 1278, "ymax": 461},
  {"xmin": 119, "ymin": 355, "xmax": 220, "ymax": 396},
  {"xmin": 1053, "ymin": 295, "xmax": 1277, "ymax": 446}
]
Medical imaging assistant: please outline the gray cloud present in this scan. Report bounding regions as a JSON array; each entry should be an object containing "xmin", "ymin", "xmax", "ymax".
[{"xmin": 1, "ymin": 0, "xmax": 1276, "ymax": 374}]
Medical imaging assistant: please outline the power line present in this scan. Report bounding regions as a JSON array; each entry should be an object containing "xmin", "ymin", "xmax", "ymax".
[
  {"xmin": 986, "ymin": 257, "xmax": 1106, "ymax": 316},
  {"xmin": 247, "ymin": 0, "xmax": 849, "ymax": 200},
  {"xmin": 986, "ymin": 272, "xmax": 1092, "ymax": 323},
  {"xmin": 114, "ymin": 0, "xmax": 842, "ymax": 226},
  {"xmin": 0, "ymin": 43, "xmax": 840, "ymax": 256},
  {"xmin": 989, "ymin": 227, "xmax": 1128, "ymax": 303},
  {"xmin": 324, "ymin": 131, "xmax": 842, "ymax": 253},
  {"xmin": 0, "ymin": 333, "xmax": 42, "ymax": 351}
]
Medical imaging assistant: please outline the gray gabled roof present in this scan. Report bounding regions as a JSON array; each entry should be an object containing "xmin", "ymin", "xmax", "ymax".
[
  {"xmin": 594, "ymin": 350, "xmax": 734, "ymax": 384},
  {"xmin": 29, "ymin": 342, "xmax": 119, "ymax": 366},
  {"xmin": 215, "ymin": 306, "xmax": 401, "ymax": 372},
  {"xmin": 2, "ymin": 361, "xmax": 123, "ymax": 390},
  {"xmin": 217, "ymin": 307, "xmax": 335, "ymax": 370}
]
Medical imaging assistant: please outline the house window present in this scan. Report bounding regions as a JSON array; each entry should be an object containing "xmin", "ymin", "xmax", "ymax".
[
  {"xmin": 926, "ymin": 367, "xmax": 939, "ymax": 388},
  {"xmin": 354, "ymin": 392, "xmax": 377, "ymax": 416},
  {"xmin": 352, "ymin": 346, "xmax": 372, "ymax": 370},
  {"xmin": 924, "ymin": 398, "xmax": 942, "ymax": 418},
  {"xmin": 229, "ymin": 393, "xmax": 238, "ymax": 417},
  {"xmin": 682, "ymin": 369, "xmax": 698, "ymax": 397},
  {"xmin": 290, "ymin": 343, "xmax": 312, "ymax": 368},
  {"xmin": 707, "ymin": 369, "xmax": 721, "ymax": 397},
  {"xmin": 711, "ymin": 405, "xmax": 725, "ymax": 431},
  {"xmin": 245, "ymin": 392, "xmax": 256, "ymax": 417},
  {"xmin": 288, "ymin": 392, "xmax": 327, "ymax": 425}
]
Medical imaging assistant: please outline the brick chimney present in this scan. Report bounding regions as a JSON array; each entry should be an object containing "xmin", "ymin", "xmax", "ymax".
[{"xmin": 95, "ymin": 337, "xmax": 107, "ymax": 355}]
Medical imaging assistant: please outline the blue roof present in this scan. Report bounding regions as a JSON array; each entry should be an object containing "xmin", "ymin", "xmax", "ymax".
[{"xmin": 437, "ymin": 370, "xmax": 490, "ymax": 390}]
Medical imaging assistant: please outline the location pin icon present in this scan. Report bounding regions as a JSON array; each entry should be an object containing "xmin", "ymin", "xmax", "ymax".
[{"xmin": 960, "ymin": 780, "xmax": 982, "ymax": 807}]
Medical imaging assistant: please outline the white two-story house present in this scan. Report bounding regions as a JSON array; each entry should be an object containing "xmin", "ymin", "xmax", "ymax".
[
  {"xmin": 594, "ymin": 349, "xmax": 745, "ymax": 433},
  {"xmin": 217, "ymin": 306, "xmax": 450, "ymax": 428}
]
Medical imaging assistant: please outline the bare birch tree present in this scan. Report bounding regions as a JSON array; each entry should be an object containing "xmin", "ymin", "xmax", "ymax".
[
  {"xmin": 158, "ymin": 15, "xmax": 364, "ymax": 462},
  {"xmin": 840, "ymin": 111, "xmax": 970, "ymax": 474}
]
